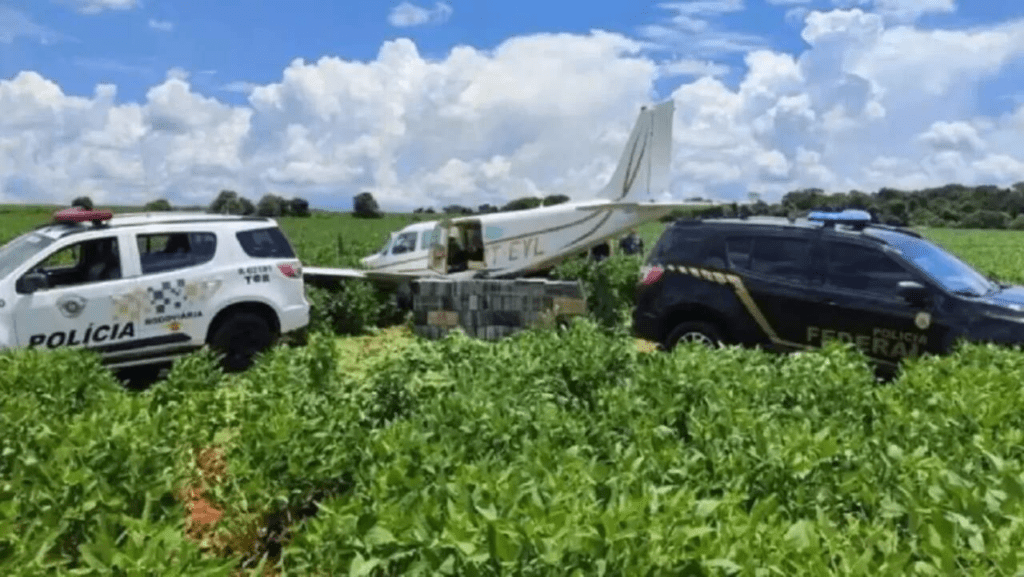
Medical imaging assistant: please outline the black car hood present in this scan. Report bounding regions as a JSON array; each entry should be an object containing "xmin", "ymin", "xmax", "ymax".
[{"xmin": 981, "ymin": 285, "xmax": 1024, "ymax": 310}]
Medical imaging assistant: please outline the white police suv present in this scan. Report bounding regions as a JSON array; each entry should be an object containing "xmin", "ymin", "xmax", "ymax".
[{"xmin": 0, "ymin": 207, "xmax": 309, "ymax": 372}]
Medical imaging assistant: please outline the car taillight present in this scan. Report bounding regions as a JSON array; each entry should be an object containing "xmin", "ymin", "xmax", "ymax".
[
  {"xmin": 278, "ymin": 262, "xmax": 301, "ymax": 278},
  {"xmin": 639, "ymin": 265, "xmax": 664, "ymax": 285}
]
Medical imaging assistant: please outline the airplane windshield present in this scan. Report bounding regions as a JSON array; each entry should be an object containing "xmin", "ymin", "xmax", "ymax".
[{"xmin": 378, "ymin": 236, "xmax": 392, "ymax": 255}]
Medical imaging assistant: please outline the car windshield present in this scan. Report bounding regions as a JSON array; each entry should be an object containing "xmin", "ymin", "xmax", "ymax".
[
  {"xmin": 871, "ymin": 230, "xmax": 996, "ymax": 296},
  {"xmin": 0, "ymin": 232, "xmax": 55, "ymax": 280}
]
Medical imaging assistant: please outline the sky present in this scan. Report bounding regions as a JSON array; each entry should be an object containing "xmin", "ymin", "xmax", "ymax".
[{"xmin": 1, "ymin": 0, "xmax": 1023, "ymax": 211}]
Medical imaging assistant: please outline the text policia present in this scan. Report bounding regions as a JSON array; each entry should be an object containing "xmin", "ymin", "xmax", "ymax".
[
  {"xmin": 806, "ymin": 325, "xmax": 928, "ymax": 358},
  {"xmin": 29, "ymin": 322, "xmax": 136, "ymax": 349}
]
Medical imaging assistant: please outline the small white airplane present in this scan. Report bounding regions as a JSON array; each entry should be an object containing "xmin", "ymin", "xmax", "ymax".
[{"xmin": 304, "ymin": 99, "xmax": 726, "ymax": 284}]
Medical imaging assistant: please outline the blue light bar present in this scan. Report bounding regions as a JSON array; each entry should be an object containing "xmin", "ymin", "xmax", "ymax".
[{"xmin": 807, "ymin": 209, "xmax": 872, "ymax": 224}]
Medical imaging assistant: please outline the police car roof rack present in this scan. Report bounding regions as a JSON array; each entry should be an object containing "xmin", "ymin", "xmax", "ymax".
[{"xmin": 806, "ymin": 208, "xmax": 873, "ymax": 230}]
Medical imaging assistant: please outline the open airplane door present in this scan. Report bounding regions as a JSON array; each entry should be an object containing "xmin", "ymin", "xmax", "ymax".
[{"xmin": 427, "ymin": 223, "xmax": 448, "ymax": 275}]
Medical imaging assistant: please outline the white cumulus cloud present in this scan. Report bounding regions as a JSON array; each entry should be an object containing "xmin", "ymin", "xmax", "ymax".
[
  {"xmin": 0, "ymin": 6, "xmax": 64, "ymax": 44},
  {"xmin": 2, "ymin": 10, "xmax": 1024, "ymax": 210},
  {"xmin": 148, "ymin": 19, "xmax": 174, "ymax": 32},
  {"xmin": 58, "ymin": 0, "xmax": 138, "ymax": 14},
  {"xmin": 658, "ymin": 58, "xmax": 730, "ymax": 78},
  {"xmin": 874, "ymin": 0, "xmax": 956, "ymax": 21},
  {"xmin": 388, "ymin": 2, "xmax": 452, "ymax": 27}
]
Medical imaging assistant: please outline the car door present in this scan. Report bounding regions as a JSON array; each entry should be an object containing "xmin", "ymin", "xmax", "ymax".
[
  {"xmin": 814, "ymin": 238, "xmax": 949, "ymax": 364},
  {"xmin": 724, "ymin": 231, "xmax": 832, "ymax": 351},
  {"xmin": 12, "ymin": 231, "xmax": 141, "ymax": 353},
  {"xmin": 132, "ymin": 230, "xmax": 219, "ymax": 350}
]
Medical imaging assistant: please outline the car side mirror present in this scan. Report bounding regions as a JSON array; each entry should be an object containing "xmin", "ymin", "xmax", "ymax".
[
  {"xmin": 898, "ymin": 280, "xmax": 929, "ymax": 306},
  {"xmin": 16, "ymin": 271, "xmax": 49, "ymax": 294}
]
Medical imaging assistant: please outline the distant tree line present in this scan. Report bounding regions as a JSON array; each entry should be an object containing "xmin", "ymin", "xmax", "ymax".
[
  {"xmin": 74, "ymin": 181, "xmax": 1024, "ymax": 229},
  {"xmin": 353, "ymin": 190, "xmax": 573, "ymax": 219},
  {"xmin": 70, "ymin": 191, "xmax": 312, "ymax": 218},
  {"xmin": 658, "ymin": 182, "xmax": 1024, "ymax": 230},
  {"xmin": 208, "ymin": 190, "xmax": 310, "ymax": 217}
]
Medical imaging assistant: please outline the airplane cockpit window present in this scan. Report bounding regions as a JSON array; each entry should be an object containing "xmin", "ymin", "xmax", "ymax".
[{"xmin": 391, "ymin": 232, "xmax": 418, "ymax": 255}]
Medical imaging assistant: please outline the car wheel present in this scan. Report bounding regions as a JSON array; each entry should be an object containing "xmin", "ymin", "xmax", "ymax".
[
  {"xmin": 209, "ymin": 312, "xmax": 275, "ymax": 372},
  {"xmin": 663, "ymin": 321, "xmax": 722, "ymax": 352}
]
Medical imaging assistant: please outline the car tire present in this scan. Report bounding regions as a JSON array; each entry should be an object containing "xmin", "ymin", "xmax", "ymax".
[
  {"xmin": 663, "ymin": 320, "xmax": 722, "ymax": 352},
  {"xmin": 209, "ymin": 312, "xmax": 275, "ymax": 373}
]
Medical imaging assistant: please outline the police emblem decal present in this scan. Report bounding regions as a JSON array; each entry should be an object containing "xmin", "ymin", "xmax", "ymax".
[
  {"xmin": 58, "ymin": 295, "xmax": 86, "ymax": 318},
  {"xmin": 915, "ymin": 311, "xmax": 931, "ymax": 330}
]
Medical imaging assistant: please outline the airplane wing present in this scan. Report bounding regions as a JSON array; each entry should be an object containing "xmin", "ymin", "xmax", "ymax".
[
  {"xmin": 575, "ymin": 200, "xmax": 725, "ymax": 212},
  {"xmin": 303, "ymin": 266, "xmax": 367, "ymax": 280},
  {"xmin": 303, "ymin": 266, "xmax": 427, "ymax": 287}
]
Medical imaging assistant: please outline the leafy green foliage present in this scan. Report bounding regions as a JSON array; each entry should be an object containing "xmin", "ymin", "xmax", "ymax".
[
  {"xmin": 0, "ymin": 348, "xmax": 236, "ymax": 575},
  {"xmin": 7, "ymin": 320, "xmax": 1024, "ymax": 574},
  {"xmin": 306, "ymin": 280, "xmax": 403, "ymax": 336},
  {"xmin": 551, "ymin": 252, "xmax": 644, "ymax": 330},
  {"xmin": 144, "ymin": 198, "xmax": 172, "ymax": 211},
  {"xmin": 277, "ymin": 329, "xmax": 1024, "ymax": 575}
]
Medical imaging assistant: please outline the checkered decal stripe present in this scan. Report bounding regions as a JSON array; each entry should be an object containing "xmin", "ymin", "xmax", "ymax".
[{"xmin": 147, "ymin": 279, "xmax": 187, "ymax": 314}]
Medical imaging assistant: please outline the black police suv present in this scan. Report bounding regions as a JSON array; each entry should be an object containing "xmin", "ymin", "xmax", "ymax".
[{"xmin": 633, "ymin": 209, "xmax": 1024, "ymax": 372}]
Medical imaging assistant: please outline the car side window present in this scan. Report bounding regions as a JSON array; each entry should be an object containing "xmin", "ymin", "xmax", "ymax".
[
  {"xmin": 391, "ymin": 232, "xmax": 418, "ymax": 255},
  {"xmin": 137, "ymin": 232, "xmax": 217, "ymax": 275},
  {"xmin": 236, "ymin": 227, "xmax": 296, "ymax": 258},
  {"xmin": 730, "ymin": 235, "xmax": 814, "ymax": 284},
  {"xmin": 648, "ymin": 227, "xmax": 707, "ymax": 264},
  {"xmin": 725, "ymin": 236, "xmax": 753, "ymax": 270},
  {"xmin": 825, "ymin": 241, "xmax": 916, "ymax": 296},
  {"xmin": 25, "ymin": 236, "xmax": 121, "ymax": 290}
]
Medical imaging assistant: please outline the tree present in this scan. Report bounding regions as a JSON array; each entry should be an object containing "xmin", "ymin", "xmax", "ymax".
[
  {"xmin": 443, "ymin": 205, "xmax": 472, "ymax": 215},
  {"xmin": 542, "ymin": 194, "xmax": 570, "ymax": 206},
  {"xmin": 960, "ymin": 210, "xmax": 1009, "ymax": 230},
  {"xmin": 257, "ymin": 194, "xmax": 284, "ymax": 217},
  {"xmin": 353, "ymin": 191, "xmax": 383, "ymax": 218},
  {"xmin": 209, "ymin": 190, "xmax": 239, "ymax": 214},
  {"xmin": 501, "ymin": 197, "xmax": 543, "ymax": 211},
  {"xmin": 209, "ymin": 190, "xmax": 255, "ymax": 215},
  {"xmin": 289, "ymin": 197, "xmax": 310, "ymax": 217},
  {"xmin": 144, "ymin": 199, "xmax": 172, "ymax": 211},
  {"xmin": 238, "ymin": 197, "xmax": 255, "ymax": 216},
  {"xmin": 71, "ymin": 196, "xmax": 93, "ymax": 210},
  {"xmin": 781, "ymin": 188, "xmax": 825, "ymax": 211},
  {"xmin": 288, "ymin": 197, "xmax": 307, "ymax": 218}
]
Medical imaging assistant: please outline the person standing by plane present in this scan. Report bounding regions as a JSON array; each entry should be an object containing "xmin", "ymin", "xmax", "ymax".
[{"xmin": 619, "ymin": 229, "xmax": 644, "ymax": 255}]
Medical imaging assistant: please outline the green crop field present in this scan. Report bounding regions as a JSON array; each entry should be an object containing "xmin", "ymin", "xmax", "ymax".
[
  {"xmin": 4, "ymin": 204, "xmax": 1024, "ymax": 575},
  {"xmin": 2, "ymin": 205, "xmax": 1019, "ymax": 282}
]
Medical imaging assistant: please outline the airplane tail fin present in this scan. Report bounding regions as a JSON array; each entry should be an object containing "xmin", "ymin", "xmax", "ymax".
[{"xmin": 597, "ymin": 100, "xmax": 674, "ymax": 202}]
